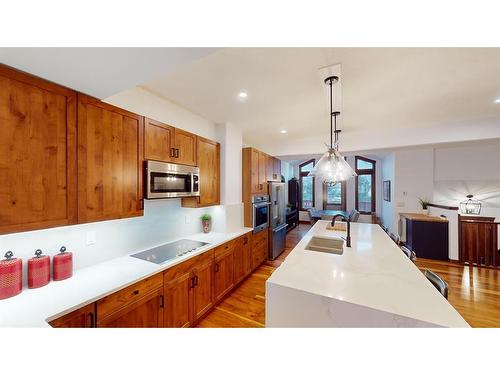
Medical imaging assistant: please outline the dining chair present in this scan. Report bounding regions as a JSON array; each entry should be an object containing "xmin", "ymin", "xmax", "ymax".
[
  {"xmin": 349, "ymin": 209, "xmax": 360, "ymax": 222},
  {"xmin": 306, "ymin": 208, "xmax": 316, "ymax": 224},
  {"xmin": 400, "ymin": 245, "xmax": 417, "ymax": 262},
  {"xmin": 423, "ymin": 269, "xmax": 448, "ymax": 299}
]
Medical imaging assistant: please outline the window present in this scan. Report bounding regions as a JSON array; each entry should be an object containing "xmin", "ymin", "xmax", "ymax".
[
  {"xmin": 355, "ymin": 156, "xmax": 376, "ymax": 214},
  {"xmin": 323, "ymin": 181, "xmax": 346, "ymax": 210},
  {"xmin": 299, "ymin": 159, "xmax": 315, "ymax": 210}
]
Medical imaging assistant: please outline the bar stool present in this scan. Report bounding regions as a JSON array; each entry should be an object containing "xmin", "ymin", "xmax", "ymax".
[
  {"xmin": 400, "ymin": 245, "xmax": 417, "ymax": 263},
  {"xmin": 423, "ymin": 269, "xmax": 448, "ymax": 299}
]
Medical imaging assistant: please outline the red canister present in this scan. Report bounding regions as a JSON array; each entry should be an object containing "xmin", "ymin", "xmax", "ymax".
[
  {"xmin": 0, "ymin": 251, "xmax": 23, "ymax": 300},
  {"xmin": 53, "ymin": 246, "xmax": 73, "ymax": 281},
  {"xmin": 28, "ymin": 249, "xmax": 50, "ymax": 289}
]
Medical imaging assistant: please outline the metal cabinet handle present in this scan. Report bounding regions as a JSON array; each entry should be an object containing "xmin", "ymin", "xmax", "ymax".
[
  {"xmin": 215, "ymin": 263, "xmax": 220, "ymax": 272},
  {"xmin": 243, "ymin": 237, "xmax": 248, "ymax": 245},
  {"xmin": 194, "ymin": 275, "xmax": 199, "ymax": 286},
  {"xmin": 175, "ymin": 148, "xmax": 180, "ymax": 158},
  {"xmin": 190, "ymin": 277, "xmax": 195, "ymax": 288},
  {"xmin": 133, "ymin": 290, "xmax": 139, "ymax": 295},
  {"xmin": 160, "ymin": 295, "xmax": 164, "ymax": 308},
  {"xmin": 88, "ymin": 312, "xmax": 94, "ymax": 328}
]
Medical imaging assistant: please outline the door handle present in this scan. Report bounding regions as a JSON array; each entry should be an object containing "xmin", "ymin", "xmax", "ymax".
[
  {"xmin": 215, "ymin": 263, "xmax": 220, "ymax": 272},
  {"xmin": 159, "ymin": 295, "xmax": 164, "ymax": 308},
  {"xmin": 175, "ymin": 148, "xmax": 180, "ymax": 158}
]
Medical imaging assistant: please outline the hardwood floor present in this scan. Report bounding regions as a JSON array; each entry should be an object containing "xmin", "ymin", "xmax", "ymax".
[{"xmin": 196, "ymin": 223, "xmax": 500, "ymax": 328}]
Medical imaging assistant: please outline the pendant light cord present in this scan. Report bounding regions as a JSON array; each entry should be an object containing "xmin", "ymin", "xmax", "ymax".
[{"xmin": 329, "ymin": 78, "xmax": 333, "ymax": 149}]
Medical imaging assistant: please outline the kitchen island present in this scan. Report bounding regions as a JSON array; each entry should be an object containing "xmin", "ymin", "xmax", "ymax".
[{"xmin": 266, "ymin": 220, "xmax": 469, "ymax": 327}]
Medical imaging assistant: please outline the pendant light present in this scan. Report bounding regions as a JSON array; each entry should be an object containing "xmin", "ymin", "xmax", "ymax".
[
  {"xmin": 459, "ymin": 195, "xmax": 482, "ymax": 215},
  {"xmin": 308, "ymin": 75, "xmax": 356, "ymax": 186}
]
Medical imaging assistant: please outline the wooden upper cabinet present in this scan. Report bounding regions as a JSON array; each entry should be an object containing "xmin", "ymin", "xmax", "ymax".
[
  {"xmin": 182, "ymin": 136, "xmax": 220, "ymax": 208},
  {"xmin": 267, "ymin": 155, "xmax": 274, "ymax": 182},
  {"xmin": 0, "ymin": 65, "xmax": 77, "ymax": 235},
  {"xmin": 49, "ymin": 303, "xmax": 95, "ymax": 328},
  {"xmin": 274, "ymin": 158, "xmax": 281, "ymax": 180},
  {"xmin": 258, "ymin": 151, "xmax": 267, "ymax": 190},
  {"xmin": 174, "ymin": 128, "xmax": 197, "ymax": 166},
  {"xmin": 77, "ymin": 94, "xmax": 144, "ymax": 223},
  {"xmin": 144, "ymin": 118, "xmax": 174, "ymax": 163}
]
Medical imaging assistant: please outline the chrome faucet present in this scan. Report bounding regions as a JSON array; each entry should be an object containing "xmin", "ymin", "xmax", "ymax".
[{"xmin": 331, "ymin": 213, "xmax": 351, "ymax": 247}]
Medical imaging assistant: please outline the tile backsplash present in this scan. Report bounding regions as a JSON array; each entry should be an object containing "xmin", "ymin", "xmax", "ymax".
[{"xmin": 0, "ymin": 199, "xmax": 243, "ymax": 272}]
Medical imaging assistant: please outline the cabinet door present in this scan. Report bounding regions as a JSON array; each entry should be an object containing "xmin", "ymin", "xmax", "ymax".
[
  {"xmin": 192, "ymin": 259, "xmax": 214, "ymax": 322},
  {"xmin": 252, "ymin": 230, "xmax": 269, "ymax": 270},
  {"xmin": 144, "ymin": 118, "xmax": 174, "ymax": 163},
  {"xmin": 233, "ymin": 240, "xmax": 245, "ymax": 284},
  {"xmin": 174, "ymin": 128, "xmax": 197, "ymax": 166},
  {"xmin": 0, "ymin": 65, "xmax": 77, "ymax": 235},
  {"xmin": 182, "ymin": 137, "xmax": 220, "ymax": 208},
  {"xmin": 251, "ymin": 148, "xmax": 260, "ymax": 194},
  {"xmin": 267, "ymin": 155, "xmax": 274, "ymax": 182},
  {"xmin": 77, "ymin": 94, "xmax": 144, "ymax": 223},
  {"xmin": 97, "ymin": 288, "xmax": 164, "ymax": 328},
  {"xmin": 274, "ymin": 158, "xmax": 281, "ymax": 181},
  {"xmin": 49, "ymin": 304, "xmax": 95, "ymax": 328},
  {"xmin": 241, "ymin": 233, "xmax": 253, "ymax": 277},
  {"xmin": 258, "ymin": 151, "xmax": 267, "ymax": 192},
  {"xmin": 164, "ymin": 272, "xmax": 192, "ymax": 328},
  {"xmin": 214, "ymin": 248, "xmax": 235, "ymax": 301}
]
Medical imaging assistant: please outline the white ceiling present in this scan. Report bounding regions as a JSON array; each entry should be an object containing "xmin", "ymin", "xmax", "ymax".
[
  {"xmin": 0, "ymin": 48, "xmax": 218, "ymax": 98},
  {"xmin": 142, "ymin": 48, "xmax": 500, "ymax": 155}
]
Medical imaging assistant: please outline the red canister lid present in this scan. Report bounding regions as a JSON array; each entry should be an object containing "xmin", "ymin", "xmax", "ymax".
[
  {"xmin": 0, "ymin": 251, "xmax": 23, "ymax": 299},
  {"xmin": 28, "ymin": 249, "xmax": 50, "ymax": 289}
]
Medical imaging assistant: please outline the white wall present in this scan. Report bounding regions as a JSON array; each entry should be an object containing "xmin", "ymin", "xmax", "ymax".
[
  {"xmin": 105, "ymin": 86, "xmax": 218, "ymax": 141},
  {"xmin": 0, "ymin": 86, "xmax": 244, "ymax": 273}
]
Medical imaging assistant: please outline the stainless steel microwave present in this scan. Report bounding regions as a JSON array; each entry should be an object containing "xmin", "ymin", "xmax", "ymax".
[{"xmin": 145, "ymin": 160, "xmax": 200, "ymax": 199}]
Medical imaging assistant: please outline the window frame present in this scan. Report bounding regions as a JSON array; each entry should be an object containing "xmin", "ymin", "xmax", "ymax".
[
  {"xmin": 299, "ymin": 159, "xmax": 315, "ymax": 211},
  {"xmin": 323, "ymin": 181, "xmax": 347, "ymax": 210},
  {"xmin": 355, "ymin": 156, "xmax": 376, "ymax": 214}
]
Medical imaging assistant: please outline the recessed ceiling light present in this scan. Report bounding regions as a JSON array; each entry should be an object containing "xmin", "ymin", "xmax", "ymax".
[
  {"xmin": 238, "ymin": 91, "xmax": 248, "ymax": 100},
  {"xmin": 495, "ymin": 98, "xmax": 500, "ymax": 103},
  {"xmin": 280, "ymin": 130, "xmax": 288, "ymax": 134}
]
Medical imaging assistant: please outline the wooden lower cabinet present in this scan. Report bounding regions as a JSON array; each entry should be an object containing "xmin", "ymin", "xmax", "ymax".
[
  {"xmin": 192, "ymin": 259, "xmax": 214, "ymax": 320},
  {"xmin": 49, "ymin": 303, "xmax": 95, "ymax": 328},
  {"xmin": 164, "ymin": 271, "xmax": 192, "ymax": 328},
  {"xmin": 97, "ymin": 288, "xmax": 164, "ymax": 328},
  {"xmin": 252, "ymin": 230, "xmax": 269, "ymax": 271},
  {"xmin": 163, "ymin": 250, "xmax": 214, "ymax": 327},
  {"xmin": 51, "ymin": 234, "xmax": 255, "ymax": 328},
  {"xmin": 214, "ymin": 245, "xmax": 235, "ymax": 301},
  {"xmin": 234, "ymin": 233, "xmax": 252, "ymax": 283}
]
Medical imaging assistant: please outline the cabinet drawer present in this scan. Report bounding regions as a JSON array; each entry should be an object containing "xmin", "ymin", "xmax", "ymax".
[
  {"xmin": 253, "ymin": 230, "xmax": 268, "ymax": 248},
  {"xmin": 163, "ymin": 249, "xmax": 214, "ymax": 280},
  {"xmin": 214, "ymin": 239, "xmax": 237, "ymax": 259},
  {"xmin": 97, "ymin": 273, "xmax": 163, "ymax": 318},
  {"xmin": 252, "ymin": 242, "xmax": 268, "ymax": 269}
]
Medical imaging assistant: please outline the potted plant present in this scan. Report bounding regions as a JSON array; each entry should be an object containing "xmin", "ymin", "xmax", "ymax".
[
  {"xmin": 201, "ymin": 214, "xmax": 212, "ymax": 233},
  {"xmin": 418, "ymin": 197, "xmax": 430, "ymax": 215}
]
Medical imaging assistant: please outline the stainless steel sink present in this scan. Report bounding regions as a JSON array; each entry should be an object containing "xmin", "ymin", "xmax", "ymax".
[{"xmin": 305, "ymin": 236, "xmax": 344, "ymax": 255}]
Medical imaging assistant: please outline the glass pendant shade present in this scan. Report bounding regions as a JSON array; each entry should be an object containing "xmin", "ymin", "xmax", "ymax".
[
  {"xmin": 459, "ymin": 195, "xmax": 481, "ymax": 215},
  {"xmin": 308, "ymin": 147, "xmax": 356, "ymax": 185}
]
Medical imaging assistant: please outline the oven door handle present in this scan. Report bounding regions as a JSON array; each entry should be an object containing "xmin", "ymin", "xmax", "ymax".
[{"xmin": 254, "ymin": 202, "xmax": 271, "ymax": 208}]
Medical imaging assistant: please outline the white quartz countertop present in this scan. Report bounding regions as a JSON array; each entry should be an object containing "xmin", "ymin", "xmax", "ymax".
[
  {"xmin": 0, "ymin": 228, "xmax": 253, "ymax": 327},
  {"xmin": 267, "ymin": 221, "xmax": 469, "ymax": 327}
]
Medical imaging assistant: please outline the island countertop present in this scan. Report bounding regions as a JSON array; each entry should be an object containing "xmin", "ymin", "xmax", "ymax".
[{"xmin": 266, "ymin": 220, "xmax": 469, "ymax": 327}]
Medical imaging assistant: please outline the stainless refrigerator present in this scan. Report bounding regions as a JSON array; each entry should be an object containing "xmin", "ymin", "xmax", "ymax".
[{"xmin": 268, "ymin": 182, "xmax": 287, "ymax": 260}]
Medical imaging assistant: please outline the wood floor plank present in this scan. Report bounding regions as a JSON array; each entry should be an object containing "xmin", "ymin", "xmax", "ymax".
[{"xmin": 196, "ymin": 223, "xmax": 500, "ymax": 328}]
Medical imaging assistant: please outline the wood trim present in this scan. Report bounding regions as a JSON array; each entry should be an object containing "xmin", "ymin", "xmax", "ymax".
[
  {"xmin": 427, "ymin": 203, "xmax": 459, "ymax": 211},
  {"xmin": 355, "ymin": 156, "xmax": 376, "ymax": 214},
  {"xmin": 299, "ymin": 159, "xmax": 315, "ymax": 210}
]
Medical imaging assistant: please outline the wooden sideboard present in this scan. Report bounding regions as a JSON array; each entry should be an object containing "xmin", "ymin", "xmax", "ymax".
[{"xmin": 459, "ymin": 215, "xmax": 499, "ymax": 268}]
